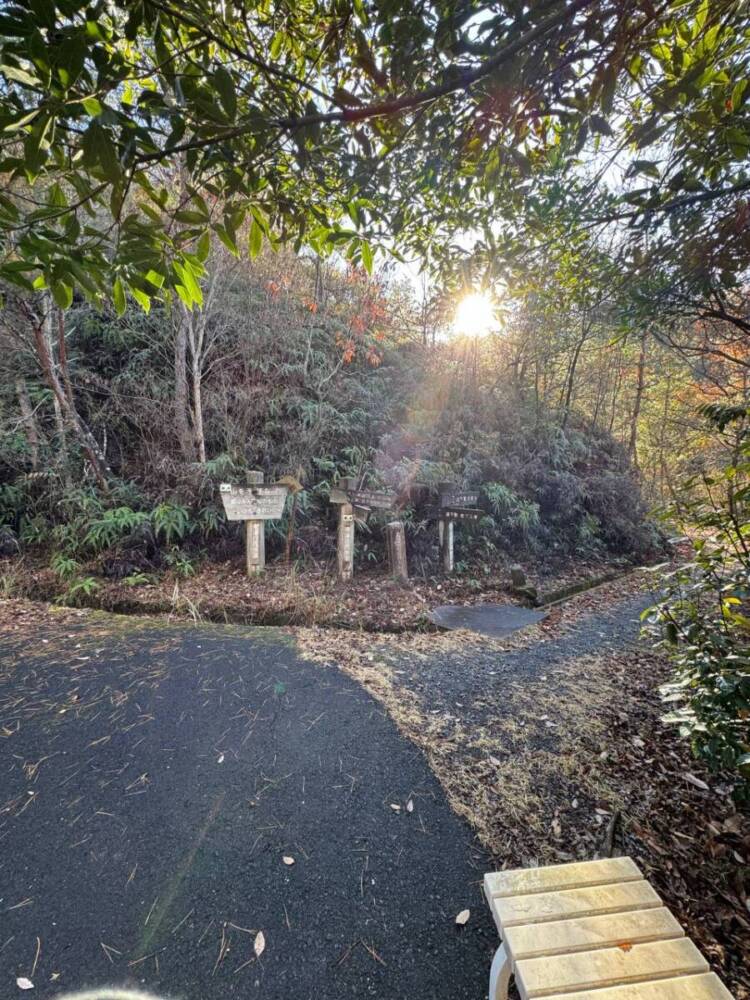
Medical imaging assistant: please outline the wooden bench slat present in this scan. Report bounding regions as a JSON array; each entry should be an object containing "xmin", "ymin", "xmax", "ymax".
[
  {"xmin": 494, "ymin": 879, "xmax": 661, "ymax": 928},
  {"xmin": 503, "ymin": 906, "xmax": 684, "ymax": 961},
  {"xmin": 485, "ymin": 857, "xmax": 642, "ymax": 899},
  {"xmin": 541, "ymin": 972, "xmax": 734, "ymax": 1000},
  {"xmin": 516, "ymin": 938, "xmax": 709, "ymax": 999}
]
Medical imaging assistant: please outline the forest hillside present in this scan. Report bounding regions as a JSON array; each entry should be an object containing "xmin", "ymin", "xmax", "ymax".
[{"xmin": 4, "ymin": 243, "xmax": 734, "ymax": 583}]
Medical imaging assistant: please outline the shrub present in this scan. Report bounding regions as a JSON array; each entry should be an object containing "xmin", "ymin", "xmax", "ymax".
[
  {"xmin": 152, "ymin": 503, "xmax": 191, "ymax": 545},
  {"xmin": 51, "ymin": 553, "xmax": 80, "ymax": 581},
  {"xmin": 58, "ymin": 575, "xmax": 100, "ymax": 606},
  {"xmin": 164, "ymin": 548, "xmax": 197, "ymax": 578},
  {"xmin": 645, "ymin": 403, "xmax": 750, "ymax": 798},
  {"xmin": 484, "ymin": 482, "xmax": 541, "ymax": 544},
  {"xmin": 0, "ymin": 483, "xmax": 24, "ymax": 528},
  {"xmin": 84, "ymin": 507, "xmax": 149, "ymax": 553}
]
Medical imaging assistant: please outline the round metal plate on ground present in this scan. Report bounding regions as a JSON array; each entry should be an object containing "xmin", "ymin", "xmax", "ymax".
[{"xmin": 429, "ymin": 603, "xmax": 547, "ymax": 639}]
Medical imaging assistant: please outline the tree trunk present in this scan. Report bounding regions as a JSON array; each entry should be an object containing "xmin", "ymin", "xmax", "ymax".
[
  {"xmin": 191, "ymin": 352, "xmax": 206, "ymax": 463},
  {"xmin": 534, "ymin": 357, "xmax": 542, "ymax": 429},
  {"xmin": 181, "ymin": 298, "xmax": 210, "ymax": 465},
  {"xmin": 15, "ymin": 377, "xmax": 40, "ymax": 470},
  {"xmin": 590, "ymin": 355, "xmax": 606, "ymax": 429},
  {"xmin": 608, "ymin": 357, "xmax": 623, "ymax": 436},
  {"xmin": 628, "ymin": 333, "xmax": 647, "ymax": 468},
  {"xmin": 174, "ymin": 310, "xmax": 196, "ymax": 460},
  {"xmin": 56, "ymin": 309, "xmax": 75, "ymax": 406},
  {"xmin": 284, "ymin": 489, "xmax": 298, "ymax": 565},
  {"xmin": 29, "ymin": 308, "xmax": 111, "ymax": 490},
  {"xmin": 314, "ymin": 255, "xmax": 324, "ymax": 306},
  {"xmin": 51, "ymin": 393, "xmax": 72, "ymax": 487},
  {"xmin": 561, "ymin": 321, "xmax": 590, "ymax": 429}
]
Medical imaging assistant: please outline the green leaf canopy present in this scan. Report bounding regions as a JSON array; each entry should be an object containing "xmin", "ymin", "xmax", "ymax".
[{"xmin": 0, "ymin": 0, "xmax": 747, "ymax": 308}]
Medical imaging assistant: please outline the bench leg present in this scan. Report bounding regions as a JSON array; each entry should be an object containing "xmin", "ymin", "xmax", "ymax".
[{"xmin": 489, "ymin": 943, "xmax": 511, "ymax": 1000}]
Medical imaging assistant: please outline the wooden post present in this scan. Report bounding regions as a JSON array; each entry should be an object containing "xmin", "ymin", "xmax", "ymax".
[
  {"xmin": 386, "ymin": 521, "xmax": 408, "ymax": 581},
  {"xmin": 439, "ymin": 517, "xmax": 454, "ymax": 573},
  {"xmin": 245, "ymin": 470, "xmax": 265, "ymax": 575},
  {"xmin": 437, "ymin": 481, "xmax": 452, "ymax": 574},
  {"xmin": 337, "ymin": 502, "xmax": 355, "ymax": 581}
]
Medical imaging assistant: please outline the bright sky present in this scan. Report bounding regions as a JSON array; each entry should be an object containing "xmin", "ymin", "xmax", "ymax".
[{"xmin": 453, "ymin": 291, "xmax": 498, "ymax": 337}]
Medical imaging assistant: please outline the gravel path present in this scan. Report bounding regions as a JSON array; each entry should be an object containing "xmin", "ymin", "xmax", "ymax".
[{"xmin": 387, "ymin": 593, "xmax": 653, "ymax": 721}]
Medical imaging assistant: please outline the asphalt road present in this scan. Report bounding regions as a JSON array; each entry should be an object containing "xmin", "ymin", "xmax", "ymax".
[{"xmin": 0, "ymin": 618, "xmax": 494, "ymax": 999}]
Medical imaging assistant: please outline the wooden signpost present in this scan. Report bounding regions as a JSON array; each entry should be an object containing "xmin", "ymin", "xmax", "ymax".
[
  {"xmin": 337, "ymin": 499, "xmax": 355, "ymax": 582},
  {"xmin": 386, "ymin": 521, "xmax": 408, "ymax": 582},
  {"xmin": 433, "ymin": 482, "xmax": 483, "ymax": 574},
  {"xmin": 330, "ymin": 477, "xmax": 402, "ymax": 581},
  {"xmin": 219, "ymin": 472, "xmax": 289, "ymax": 575}
]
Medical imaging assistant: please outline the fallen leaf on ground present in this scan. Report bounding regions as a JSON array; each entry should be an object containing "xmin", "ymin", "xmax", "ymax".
[
  {"xmin": 684, "ymin": 773, "xmax": 709, "ymax": 791},
  {"xmin": 722, "ymin": 815, "xmax": 744, "ymax": 835},
  {"xmin": 455, "ymin": 909, "xmax": 470, "ymax": 925},
  {"xmin": 254, "ymin": 931, "xmax": 265, "ymax": 957}
]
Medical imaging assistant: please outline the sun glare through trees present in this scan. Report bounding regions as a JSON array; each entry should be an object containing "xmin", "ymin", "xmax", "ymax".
[{"xmin": 452, "ymin": 292, "xmax": 498, "ymax": 338}]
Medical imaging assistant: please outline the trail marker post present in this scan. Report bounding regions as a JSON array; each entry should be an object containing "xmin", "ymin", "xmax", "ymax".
[
  {"xmin": 431, "ymin": 483, "xmax": 483, "ymax": 574},
  {"xmin": 335, "ymin": 477, "xmax": 356, "ymax": 582},
  {"xmin": 439, "ymin": 516, "xmax": 454, "ymax": 574},
  {"xmin": 219, "ymin": 473, "xmax": 289, "ymax": 576},
  {"xmin": 329, "ymin": 478, "xmax": 400, "ymax": 581}
]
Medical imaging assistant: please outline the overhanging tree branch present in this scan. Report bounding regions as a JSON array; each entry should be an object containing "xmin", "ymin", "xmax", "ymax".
[
  {"xmin": 136, "ymin": 0, "xmax": 600, "ymax": 170},
  {"xmin": 592, "ymin": 179, "xmax": 750, "ymax": 224},
  {"xmin": 278, "ymin": 0, "xmax": 599, "ymax": 128}
]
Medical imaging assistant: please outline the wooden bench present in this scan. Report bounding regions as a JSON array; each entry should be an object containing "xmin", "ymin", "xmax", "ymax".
[{"xmin": 484, "ymin": 857, "xmax": 734, "ymax": 1000}]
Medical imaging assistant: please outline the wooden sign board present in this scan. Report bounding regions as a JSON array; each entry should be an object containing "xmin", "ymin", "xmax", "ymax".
[
  {"xmin": 329, "ymin": 487, "xmax": 350, "ymax": 504},
  {"xmin": 429, "ymin": 505, "xmax": 483, "ymax": 522},
  {"xmin": 441, "ymin": 506, "xmax": 483, "ymax": 522},
  {"xmin": 330, "ymin": 486, "xmax": 396, "ymax": 510},
  {"xmin": 329, "ymin": 478, "xmax": 397, "ymax": 581},
  {"xmin": 439, "ymin": 489, "xmax": 480, "ymax": 508},
  {"xmin": 347, "ymin": 488, "xmax": 396, "ymax": 510},
  {"xmin": 219, "ymin": 483, "xmax": 288, "ymax": 521}
]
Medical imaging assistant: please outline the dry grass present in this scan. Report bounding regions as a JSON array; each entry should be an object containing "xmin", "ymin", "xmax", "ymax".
[{"xmin": 296, "ymin": 627, "xmax": 627, "ymax": 860}]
